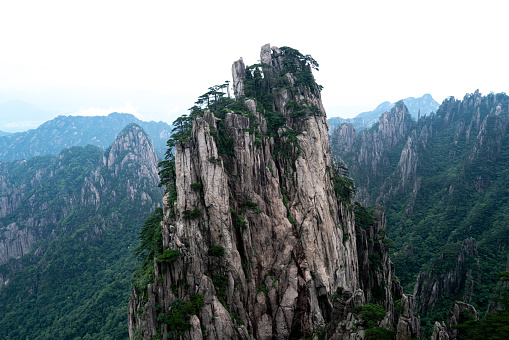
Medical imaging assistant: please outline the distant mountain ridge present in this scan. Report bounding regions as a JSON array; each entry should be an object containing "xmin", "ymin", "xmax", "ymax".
[
  {"xmin": 0, "ymin": 124, "xmax": 163, "ymax": 339},
  {"xmin": 0, "ymin": 112, "xmax": 172, "ymax": 161},
  {"xmin": 328, "ymin": 94, "xmax": 439, "ymax": 132}
]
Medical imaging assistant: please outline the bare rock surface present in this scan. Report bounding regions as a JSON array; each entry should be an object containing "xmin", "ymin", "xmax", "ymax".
[{"xmin": 129, "ymin": 45, "xmax": 420, "ymax": 339}]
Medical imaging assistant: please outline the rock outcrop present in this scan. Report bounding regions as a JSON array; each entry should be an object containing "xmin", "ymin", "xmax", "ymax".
[
  {"xmin": 232, "ymin": 58, "xmax": 246, "ymax": 98},
  {"xmin": 330, "ymin": 102, "xmax": 415, "ymax": 205},
  {"xmin": 128, "ymin": 45, "xmax": 420, "ymax": 339},
  {"xmin": 430, "ymin": 301, "xmax": 479, "ymax": 340},
  {"xmin": 0, "ymin": 222, "xmax": 36, "ymax": 265},
  {"xmin": 414, "ymin": 238, "xmax": 480, "ymax": 315}
]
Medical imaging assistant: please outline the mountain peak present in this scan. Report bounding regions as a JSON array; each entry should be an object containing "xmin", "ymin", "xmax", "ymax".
[
  {"xmin": 129, "ymin": 44, "xmax": 421, "ymax": 340},
  {"xmin": 104, "ymin": 124, "xmax": 159, "ymax": 181},
  {"xmin": 0, "ymin": 114, "xmax": 171, "ymax": 162},
  {"xmin": 328, "ymin": 94, "xmax": 440, "ymax": 133}
]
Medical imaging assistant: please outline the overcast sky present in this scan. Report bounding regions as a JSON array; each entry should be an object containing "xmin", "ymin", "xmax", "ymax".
[{"xmin": 1, "ymin": 0, "xmax": 508, "ymax": 132}]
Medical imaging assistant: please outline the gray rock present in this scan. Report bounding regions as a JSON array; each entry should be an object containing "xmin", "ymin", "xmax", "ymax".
[
  {"xmin": 129, "ymin": 44, "xmax": 421, "ymax": 340},
  {"xmin": 0, "ymin": 223, "xmax": 35, "ymax": 264},
  {"xmin": 232, "ymin": 58, "xmax": 246, "ymax": 98}
]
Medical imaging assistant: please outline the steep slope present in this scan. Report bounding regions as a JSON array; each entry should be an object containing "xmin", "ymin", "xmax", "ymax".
[
  {"xmin": 0, "ymin": 112, "xmax": 172, "ymax": 161},
  {"xmin": 330, "ymin": 101, "xmax": 415, "ymax": 205},
  {"xmin": 0, "ymin": 124, "xmax": 163, "ymax": 339},
  {"xmin": 330, "ymin": 90, "xmax": 509, "ymax": 335},
  {"xmin": 129, "ymin": 44, "xmax": 420, "ymax": 340}
]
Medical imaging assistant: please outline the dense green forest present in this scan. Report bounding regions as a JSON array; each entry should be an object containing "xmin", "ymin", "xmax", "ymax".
[
  {"xmin": 331, "ymin": 91, "xmax": 509, "ymax": 336},
  {"xmin": 0, "ymin": 125, "xmax": 162, "ymax": 339}
]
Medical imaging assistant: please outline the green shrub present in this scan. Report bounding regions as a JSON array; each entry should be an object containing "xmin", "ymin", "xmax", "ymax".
[
  {"xmin": 343, "ymin": 231, "xmax": 349, "ymax": 242},
  {"xmin": 234, "ymin": 213, "xmax": 247, "ymax": 229},
  {"xmin": 354, "ymin": 303, "xmax": 386, "ymax": 328},
  {"xmin": 332, "ymin": 162, "xmax": 356, "ymax": 205},
  {"xmin": 213, "ymin": 274, "xmax": 228, "ymax": 298},
  {"xmin": 354, "ymin": 202, "xmax": 376, "ymax": 229},
  {"xmin": 231, "ymin": 313, "xmax": 244, "ymax": 326},
  {"xmin": 158, "ymin": 294, "xmax": 204, "ymax": 337},
  {"xmin": 257, "ymin": 284, "xmax": 269, "ymax": 294},
  {"xmin": 394, "ymin": 299, "xmax": 403, "ymax": 313},
  {"xmin": 183, "ymin": 209, "xmax": 202, "ymax": 219},
  {"xmin": 208, "ymin": 246, "xmax": 225, "ymax": 257},
  {"xmin": 365, "ymin": 327, "xmax": 396, "ymax": 340},
  {"xmin": 331, "ymin": 287, "xmax": 345, "ymax": 301},
  {"xmin": 244, "ymin": 201, "xmax": 258, "ymax": 209},
  {"xmin": 190, "ymin": 183, "xmax": 202, "ymax": 191},
  {"xmin": 288, "ymin": 216, "xmax": 296, "ymax": 226},
  {"xmin": 157, "ymin": 249, "xmax": 180, "ymax": 264},
  {"xmin": 368, "ymin": 254, "xmax": 382, "ymax": 268}
]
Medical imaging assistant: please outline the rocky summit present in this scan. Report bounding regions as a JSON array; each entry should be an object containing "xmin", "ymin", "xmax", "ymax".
[{"xmin": 128, "ymin": 44, "xmax": 420, "ymax": 339}]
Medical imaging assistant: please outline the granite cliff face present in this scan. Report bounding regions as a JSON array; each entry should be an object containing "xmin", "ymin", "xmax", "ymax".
[
  {"xmin": 354, "ymin": 207, "xmax": 421, "ymax": 339},
  {"xmin": 430, "ymin": 301, "xmax": 479, "ymax": 340},
  {"xmin": 413, "ymin": 238, "xmax": 480, "ymax": 316},
  {"xmin": 128, "ymin": 45, "xmax": 419, "ymax": 339}
]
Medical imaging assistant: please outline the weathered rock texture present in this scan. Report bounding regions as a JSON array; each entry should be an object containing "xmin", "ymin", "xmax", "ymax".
[
  {"xmin": 330, "ymin": 101, "xmax": 415, "ymax": 206},
  {"xmin": 128, "ymin": 45, "xmax": 420, "ymax": 339},
  {"xmin": 232, "ymin": 58, "xmax": 246, "ymax": 98},
  {"xmin": 430, "ymin": 301, "xmax": 479, "ymax": 340}
]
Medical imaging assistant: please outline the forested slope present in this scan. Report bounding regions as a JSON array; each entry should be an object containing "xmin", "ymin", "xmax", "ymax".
[
  {"xmin": 0, "ymin": 124, "xmax": 163, "ymax": 339},
  {"xmin": 331, "ymin": 90, "xmax": 509, "ymax": 336}
]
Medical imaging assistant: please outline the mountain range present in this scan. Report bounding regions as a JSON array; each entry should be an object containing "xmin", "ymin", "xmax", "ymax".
[
  {"xmin": 1, "ymin": 44, "xmax": 508, "ymax": 340},
  {"xmin": 0, "ymin": 112, "xmax": 172, "ymax": 162},
  {"xmin": 327, "ymin": 94, "xmax": 440, "ymax": 133},
  {"xmin": 330, "ymin": 90, "xmax": 509, "ymax": 337},
  {"xmin": 0, "ymin": 124, "xmax": 163, "ymax": 339},
  {"xmin": 0, "ymin": 100, "xmax": 54, "ymax": 133}
]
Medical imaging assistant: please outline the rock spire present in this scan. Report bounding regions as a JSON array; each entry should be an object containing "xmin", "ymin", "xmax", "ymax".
[{"xmin": 129, "ymin": 44, "xmax": 420, "ymax": 340}]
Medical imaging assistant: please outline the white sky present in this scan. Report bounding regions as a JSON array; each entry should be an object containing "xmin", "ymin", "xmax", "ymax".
[{"xmin": 1, "ymin": 0, "xmax": 508, "ymax": 130}]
